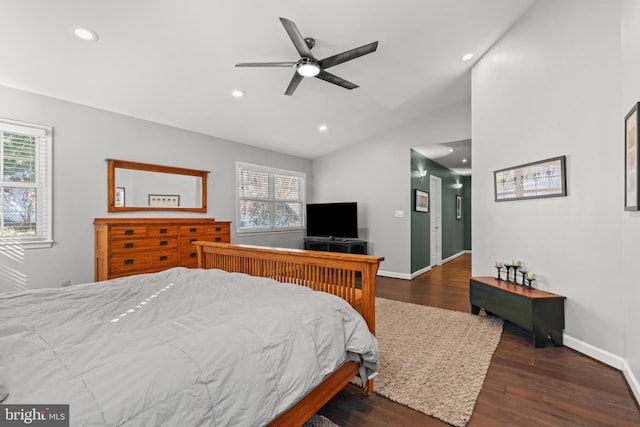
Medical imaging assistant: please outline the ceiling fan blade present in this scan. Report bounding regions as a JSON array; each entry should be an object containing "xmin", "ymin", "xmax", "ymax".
[
  {"xmin": 279, "ymin": 17, "xmax": 314, "ymax": 59},
  {"xmin": 320, "ymin": 41, "xmax": 378, "ymax": 69},
  {"xmin": 285, "ymin": 71, "xmax": 304, "ymax": 96},
  {"xmin": 315, "ymin": 70, "xmax": 358, "ymax": 90},
  {"xmin": 236, "ymin": 62, "xmax": 296, "ymax": 67}
]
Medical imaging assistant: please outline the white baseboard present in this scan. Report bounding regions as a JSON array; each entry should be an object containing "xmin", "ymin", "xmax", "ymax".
[
  {"xmin": 622, "ymin": 359, "xmax": 640, "ymax": 407},
  {"xmin": 378, "ymin": 265, "xmax": 432, "ymax": 280},
  {"xmin": 410, "ymin": 265, "xmax": 431, "ymax": 279},
  {"xmin": 377, "ymin": 250, "xmax": 471, "ymax": 280},
  {"xmin": 441, "ymin": 250, "xmax": 469, "ymax": 264},
  {"xmin": 564, "ymin": 334, "xmax": 640, "ymax": 405},
  {"xmin": 377, "ymin": 270, "xmax": 413, "ymax": 280}
]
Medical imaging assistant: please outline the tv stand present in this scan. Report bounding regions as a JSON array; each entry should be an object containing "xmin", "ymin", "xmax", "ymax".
[{"xmin": 304, "ymin": 237, "xmax": 368, "ymax": 255}]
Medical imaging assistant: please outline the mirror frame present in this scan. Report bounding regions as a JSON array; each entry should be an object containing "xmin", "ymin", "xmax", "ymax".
[{"xmin": 107, "ymin": 159, "xmax": 209, "ymax": 213}]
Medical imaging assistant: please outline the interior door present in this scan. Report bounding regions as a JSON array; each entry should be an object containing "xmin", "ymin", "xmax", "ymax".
[{"xmin": 430, "ymin": 175, "xmax": 442, "ymax": 266}]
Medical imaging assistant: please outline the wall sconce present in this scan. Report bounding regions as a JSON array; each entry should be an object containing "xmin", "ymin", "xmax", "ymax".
[
  {"xmin": 418, "ymin": 170, "xmax": 427, "ymax": 179},
  {"xmin": 454, "ymin": 183, "xmax": 463, "ymax": 189}
]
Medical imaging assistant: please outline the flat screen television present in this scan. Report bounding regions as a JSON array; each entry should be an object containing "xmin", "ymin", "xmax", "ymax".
[{"xmin": 306, "ymin": 202, "xmax": 358, "ymax": 239}]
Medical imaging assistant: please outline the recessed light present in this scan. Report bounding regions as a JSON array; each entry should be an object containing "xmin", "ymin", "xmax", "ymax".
[
  {"xmin": 318, "ymin": 124, "xmax": 328, "ymax": 133},
  {"xmin": 461, "ymin": 53, "xmax": 474, "ymax": 62},
  {"xmin": 71, "ymin": 26, "xmax": 98, "ymax": 42},
  {"xmin": 462, "ymin": 158, "xmax": 468, "ymax": 163},
  {"xmin": 448, "ymin": 148, "xmax": 454, "ymax": 153},
  {"xmin": 231, "ymin": 89, "xmax": 245, "ymax": 98}
]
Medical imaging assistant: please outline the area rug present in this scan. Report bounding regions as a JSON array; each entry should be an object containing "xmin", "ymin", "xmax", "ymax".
[
  {"xmin": 303, "ymin": 414, "xmax": 340, "ymax": 427},
  {"xmin": 366, "ymin": 298, "xmax": 503, "ymax": 427}
]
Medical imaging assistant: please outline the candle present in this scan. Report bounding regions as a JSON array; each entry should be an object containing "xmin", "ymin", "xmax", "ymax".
[
  {"xmin": 496, "ymin": 261, "xmax": 503, "ymax": 267},
  {"xmin": 527, "ymin": 272, "xmax": 534, "ymax": 280},
  {"xmin": 513, "ymin": 259, "xmax": 520, "ymax": 266}
]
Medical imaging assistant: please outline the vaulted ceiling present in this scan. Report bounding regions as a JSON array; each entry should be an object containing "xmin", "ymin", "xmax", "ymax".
[{"xmin": 0, "ymin": 0, "xmax": 534, "ymax": 159}]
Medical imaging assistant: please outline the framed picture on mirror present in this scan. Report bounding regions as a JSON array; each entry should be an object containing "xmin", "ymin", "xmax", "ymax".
[{"xmin": 115, "ymin": 187, "xmax": 125, "ymax": 207}]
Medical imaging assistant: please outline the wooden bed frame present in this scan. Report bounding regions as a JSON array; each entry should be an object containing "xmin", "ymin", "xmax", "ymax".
[{"xmin": 194, "ymin": 241, "xmax": 383, "ymax": 427}]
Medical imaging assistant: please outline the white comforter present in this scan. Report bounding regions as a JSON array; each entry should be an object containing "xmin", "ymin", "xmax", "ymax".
[{"xmin": 0, "ymin": 267, "xmax": 378, "ymax": 426}]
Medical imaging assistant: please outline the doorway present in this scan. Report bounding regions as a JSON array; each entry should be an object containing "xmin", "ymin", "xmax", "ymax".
[{"xmin": 430, "ymin": 175, "xmax": 442, "ymax": 267}]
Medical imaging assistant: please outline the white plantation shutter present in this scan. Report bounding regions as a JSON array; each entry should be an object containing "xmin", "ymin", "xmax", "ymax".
[
  {"xmin": 0, "ymin": 118, "xmax": 53, "ymax": 249},
  {"xmin": 236, "ymin": 162, "xmax": 305, "ymax": 233}
]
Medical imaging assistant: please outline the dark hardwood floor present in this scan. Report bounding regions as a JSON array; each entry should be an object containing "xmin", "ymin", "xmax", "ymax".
[{"xmin": 318, "ymin": 254, "xmax": 640, "ymax": 426}]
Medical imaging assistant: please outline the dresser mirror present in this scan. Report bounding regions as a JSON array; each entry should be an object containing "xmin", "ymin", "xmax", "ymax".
[{"xmin": 107, "ymin": 159, "xmax": 208, "ymax": 212}]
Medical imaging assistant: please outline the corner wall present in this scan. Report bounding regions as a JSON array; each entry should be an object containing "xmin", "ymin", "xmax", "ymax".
[{"xmin": 472, "ymin": 0, "xmax": 638, "ymax": 400}]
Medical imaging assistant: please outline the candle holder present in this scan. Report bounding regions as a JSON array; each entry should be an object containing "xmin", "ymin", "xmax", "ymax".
[
  {"xmin": 519, "ymin": 270, "xmax": 528, "ymax": 287},
  {"xmin": 524, "ymin": 278, "xmax": 535, "ymax": 288},
  {"xmin": 495, "ymin": 265, "xmax": 503, "ymax": 280},
  {"xmin": 504, "ymin": 264, "xmax": 520, "ymax": 283}
]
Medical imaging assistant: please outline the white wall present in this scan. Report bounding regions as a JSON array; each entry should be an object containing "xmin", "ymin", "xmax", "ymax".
[
  {"xmin": 621, "ymin": 0, "xmax": 640, "ymax": 398},
  {"xmin": 0, "ymin": 85, "xmax": 312, "ymax": 291},
  {"xmin": 313, "ymin": 99, "xmax": 471, "ymax": 276},
  {"xmin": 472, "ymin": 0, "xmax": 639, "ymax": 398}
]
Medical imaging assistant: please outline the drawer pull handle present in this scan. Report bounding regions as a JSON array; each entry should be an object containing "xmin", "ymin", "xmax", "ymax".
[
  {"xmin": 124, "ymin": 242, "xmax": 134, "ymax": 249},
  {"xmin": 160, "ymin": 255, "xmax": 168, "ymax": 261},
  {"xmin": 190, "ymin": 252, "xmax": 197, "ymax": 258},
  {"xmin": 190, "ymin": 227, "xmax": 197, "ymax": 232},
  {"xmin": 190, "ymin": 239, "xmax": 197, "ymax": 244},
  {"xmin": 124, "ymin": 259, "xmax": 134, "ymax": 265},
  {"xmin": 159, "ymin": 228, "xmax": 168, "ymax": 234},
  {"xmin": 215, "ymin": 227, "xmax": 221, "ymax": 231},
  {"xmin": 215, "ymin": 237, "xmax": 222, "ymax": 242},
  {"xmin": 124, "ymin": 229, "xmax": 134, "ymax": 235},
  {"xmin": 159, "ymin": 240, "xmax": 168, "ymax": 246}
]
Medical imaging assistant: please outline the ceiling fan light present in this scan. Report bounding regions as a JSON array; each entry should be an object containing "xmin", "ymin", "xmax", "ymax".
[{"xmin": 296, "ymin": 60, "xmax": 320, "ymax": 77}]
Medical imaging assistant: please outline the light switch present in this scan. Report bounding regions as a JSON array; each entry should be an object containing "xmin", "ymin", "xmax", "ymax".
[{"xmin": 394, "ymin": 210, "xmax": 405, "ymax": 218}]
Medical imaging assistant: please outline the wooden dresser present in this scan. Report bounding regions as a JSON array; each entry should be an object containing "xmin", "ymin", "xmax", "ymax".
[{"xmin": 94, "ymin": 218, "xmax": 231, "ymax": 281}]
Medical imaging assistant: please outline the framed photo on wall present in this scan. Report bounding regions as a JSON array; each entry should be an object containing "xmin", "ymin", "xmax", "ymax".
[
  {"xmin": 456, "ymin": 195, "xmax": 462, "ymax": 219},
  {"xmin": 625, "ymin": 103, "xmax": 639, "ymax": 211},
  {"xmin": 415, "ymin": 189, "xmax": 429, "ymax": 212},
  {"xmin": 494, "ymin": 156, "xmax": 567, "ymax": 201}
]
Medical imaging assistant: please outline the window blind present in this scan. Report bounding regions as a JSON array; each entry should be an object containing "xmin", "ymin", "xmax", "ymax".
[
  {"xmin": 0, "ymin": 118, "xmax": 52, "ymax": 249},
  {"xmin": 236, "ymin": 162, "xmax": 305, "ymax": 233}
]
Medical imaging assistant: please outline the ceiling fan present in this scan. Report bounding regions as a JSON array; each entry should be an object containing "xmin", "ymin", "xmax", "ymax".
[{"xmin": 236, "ymin": 17, "xmax": 378, "ymax": 96}]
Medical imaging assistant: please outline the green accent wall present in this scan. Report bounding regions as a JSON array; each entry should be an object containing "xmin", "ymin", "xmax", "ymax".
[
  {"xmin": 410, "ymin": 149, "xmax": 470, "ymax": 274},
  {"xmin": 463, "ymin": 175, "xmax": 472, "ymax": 251}
]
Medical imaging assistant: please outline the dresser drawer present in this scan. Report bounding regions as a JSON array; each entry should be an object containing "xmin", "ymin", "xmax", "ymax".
[
  {"xmin": 181, "ymin": 235, "xmax": 211, "ymax": 247},
  {"xmin": 111, "ymin": 238, "xmax": 178, "ymax": 254},
  {"xmin": 148, "ymin": 225, "xmax": 178, "ymax": 237},
  {"xmin": 179, "ymin": 250, "xmax": 200, "ymax": 268},
  {"xmin": 180, "ymin": 225, "xmax": 210, "ymax": 236},
  {"xmin": 110, "ymin": 250, "xmax": 179, "ymax": 274},
  {"xmin": 110, "ymin": 226, "xmax": 147, "ymax": 239},
  {"xmin": 208, "ymin": 224, "xmax": 230, "ymax": 235}
]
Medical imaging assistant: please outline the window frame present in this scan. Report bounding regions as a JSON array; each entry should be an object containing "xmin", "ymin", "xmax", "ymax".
[
  {"xmin": 236, "ymin": 161, "xmax": 306, "ymax": 235},
  {"xmin": 0, "ymin": 117, "xmax": 53, "ymax": 250}
]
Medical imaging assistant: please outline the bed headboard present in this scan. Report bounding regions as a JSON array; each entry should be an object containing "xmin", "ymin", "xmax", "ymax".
[{"xmin": 194, "ymin": 241, "xmax": 383, "ymax": 335}]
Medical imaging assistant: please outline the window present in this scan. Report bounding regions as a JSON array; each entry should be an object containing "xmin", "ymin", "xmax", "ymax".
[
  {"xmin": 236, "ymin": 162, "xmax": 305, "ymax": 233},
  {"xmin": 0, "ymin": 118, "xmax": 53, "ymax": 249}
]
